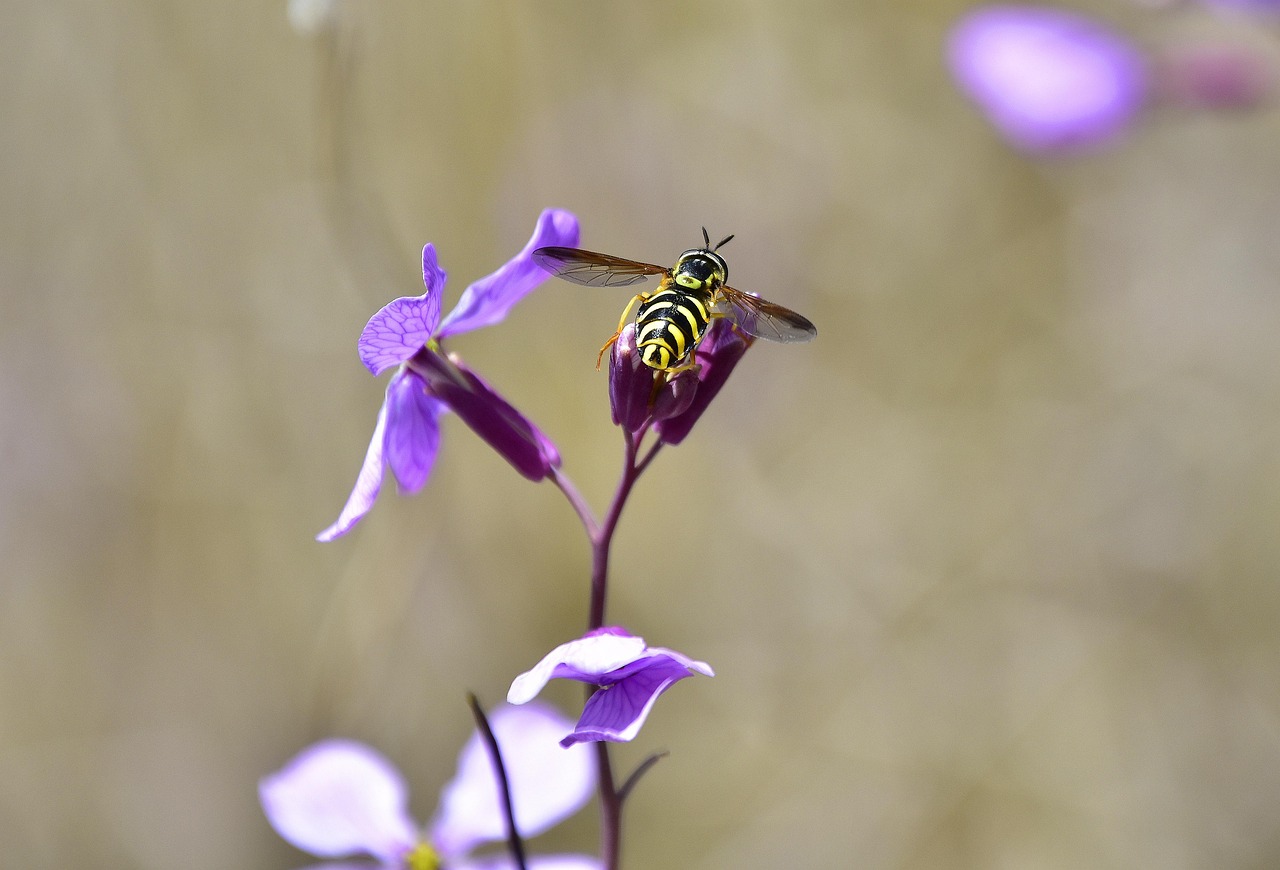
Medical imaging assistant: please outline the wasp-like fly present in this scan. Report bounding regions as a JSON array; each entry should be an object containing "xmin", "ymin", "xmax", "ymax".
[{"xmin": 533, "ymin": 229, "xmax": 817, "ymax": 372}]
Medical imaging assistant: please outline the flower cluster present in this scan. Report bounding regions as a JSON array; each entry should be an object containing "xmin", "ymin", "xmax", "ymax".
[
  {"xmin": 281, "ymin": 208, "xmax": 787, "ymax": 870},
  {"xmin": 947, "ymin": 3, "xmax": 1275, "ymax": 154},
  {"xmin": 608, "ymin": 319, "xmax": 753, "ymax": 446},
  {"xmin": 318, "ymin": 209, "xmax": 578, "ymax": 541}
]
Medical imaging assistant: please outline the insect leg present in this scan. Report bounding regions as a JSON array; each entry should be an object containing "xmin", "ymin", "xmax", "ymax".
[{"xmin": 596, "ymin": 292, "xmax": 647, "ymax": 370}]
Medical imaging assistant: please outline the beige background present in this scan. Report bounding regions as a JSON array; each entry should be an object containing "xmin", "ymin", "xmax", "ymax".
[{"xmin": 4, "ymin": 1, "xmax": 1280, "ymax": 867}]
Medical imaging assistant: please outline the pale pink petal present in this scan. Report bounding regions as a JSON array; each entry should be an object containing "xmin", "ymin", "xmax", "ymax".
[
  {"xmin": 429, "ymin": 703, "xmax": 595, "ymax": 859},
  {"xmin": 260, "ymin": 740, "xmax": 417, "ymax": 863}
]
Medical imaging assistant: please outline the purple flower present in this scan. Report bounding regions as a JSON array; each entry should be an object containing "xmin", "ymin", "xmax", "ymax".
[
  {"xmin": 1198, "ymin": 0, "xmax": 1280, "ymax": 13},
  {"xmin": 259, "ymin": 703, "xmax": 599, "ymax": 870},
  {"xmin": 507, "ymin": 627, "xmax": 714, "ymax": 747},
  {"xmin": 607, "ymin": 319, "xmax": 752, "ymax": 445},
  {"xmin": 318, "ymin": 209, "xmax": 579, "ymax": 541},
  {"xmin": 948, "ymin": 6, "xmax": 1148, "ymax": 153},
  {"xmin": 1156, "ymin": 43, "xmax": 1274, "ymax": 110}
]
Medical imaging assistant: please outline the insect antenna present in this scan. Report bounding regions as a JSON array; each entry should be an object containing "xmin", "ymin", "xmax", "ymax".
[
  {"xmin": 714, "ymin": 233, "xmax": 734, "ymax": 251},
  {"xmin": 701, "ymin": 226, "xmax": 711, "ymax": 249}
]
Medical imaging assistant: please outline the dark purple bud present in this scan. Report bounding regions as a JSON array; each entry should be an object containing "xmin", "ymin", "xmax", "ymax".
[
  {"xmin": 608, "ymin": 323, "xmax": 658, "ymax": 434},
  {"xmin": 649, "ymin": 368, "xmax": 699, "ymax": 423},
  {"xmin": 411, "ymin": 348, "xmax": 559, "ymax": 480},
  {"xmin": 654, "ymin": 319, "xmax": 751, "ymax": 446}
]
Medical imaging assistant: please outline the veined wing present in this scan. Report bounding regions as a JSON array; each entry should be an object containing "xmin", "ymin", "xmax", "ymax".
[
  {"xmin": 533, "ymin": 246, "xmax": 668, "ymax": 288},
  {"xmin": 718, "ymin": 286, "xmax": 818, "ymax": 343}
]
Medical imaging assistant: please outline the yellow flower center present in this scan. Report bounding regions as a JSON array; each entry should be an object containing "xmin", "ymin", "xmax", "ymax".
[{"xmin": 405, "ymin": 841, "xmax": 442, "ymax": 870}]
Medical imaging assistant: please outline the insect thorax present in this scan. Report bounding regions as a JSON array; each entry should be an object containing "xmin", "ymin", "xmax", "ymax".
[{"xmin": 672, "ymin": 249, "xmax": 728, "ymax": 292}]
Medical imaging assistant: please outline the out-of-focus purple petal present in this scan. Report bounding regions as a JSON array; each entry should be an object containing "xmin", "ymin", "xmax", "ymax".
[
  {"xmin": 316, "ymin": 400, "xmax": 390, "ymax": 542},
  {"xmin": 564, "ymin": 657, "xmax": 703, "ymax": 746},
  {"xmin": 607, "ymin": 323, "xmax": 657, "ymax": 433},
  {"xmin": 429, "ymin": 703, "xmax": 595, "ymax": 860},
  {"xmin": 654, "ymin": 320, "xmax": 751, "ymax": 446},
  {"xmin": 948, "ymin": 5, "xmax": 1147, "ymax": 153},
  {"xmin": 1199, "ymin": 0, "xmax": 1280, "ymax": 13},
  {"xmin": 507, "ymin": 629, "xmax": 648, "ymax": 704},
  {"xmin": 259, "ymin": 740, "xmax": 417, "ymax": 864},
  {"xmin": 437, "ymin": 209, "xmax": 581, "ymax": 338},
  {"xmin": 454, "ymin": 856, "xmax": 603, "ymax": 870},
  {"xmin": 411, "ymin": 349, "xmax": 559, "ymax": 481},
  {"xmin": 1156, "ymin": 43, "xmax": 1274, "ymax": 109},
  {"xmin": 383, "ymin": 369, "xmax": 446, "ymax": 494}
]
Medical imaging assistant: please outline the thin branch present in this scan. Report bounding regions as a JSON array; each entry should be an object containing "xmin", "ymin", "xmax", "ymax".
[
  {"xmin": 466, "ymin": 694, "xmax": 528, "ymax": 870},
  {"xmin": 617, "ymin": 751, "xmax": 669, "ymax": 804},
  {"xmin": 548, "ymin": 466, "xmax": 600, "ymax": 540}
]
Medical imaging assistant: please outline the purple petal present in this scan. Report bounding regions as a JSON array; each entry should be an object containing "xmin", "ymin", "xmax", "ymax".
[
  {"xmin": 507, "ymin": 629, "xmax": 649, "ymax": 705},
  {"xmin": 383, "ymin": 369, "xmax": 446, "ymax": 494},
  {"xmin": 564, "ymin": 656, "xmax": 710, "ymax": 746},
  {"xmin": 357, "ymin": 246, "xmax": 447, "ymax": 375},
  {"xmin": 259, "ymin": 740, "xmax": 417, "ymax": 863},
  {"xmin": 412, "ymin": 349, "xmax": 559, "ymax": 481},
  {"xmin": 654, "ymin": 320, "xmax": 751, "ymax": 446},
  {"xmin": 429, "ymin": 703, "xmax": 595, "ymax": 860},
  {"xmin": 1199, "ymin": 0, "xmax": 1280, "ymax": 12},
  {"xmin": 948, "ymin": 6, "xmax": 1147, "ymax": 153},
  {"xmin": 437, "ymin": 209, "xmax": 580, "ymax": 338},
  {"xmin": 454, "ymin": 857, "xmax": 603, "ymax": 870},
  {"xmin": 1156, "ymin": 44, "xmax": 1274, "ymax": 110},
  {"xmin": 316, "ymin": 400, "xmax": 390, "ymax": 542}
]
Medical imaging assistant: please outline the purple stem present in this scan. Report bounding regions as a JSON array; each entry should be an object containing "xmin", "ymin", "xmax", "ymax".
[{"xmin": 549, "ymin": 423, "xmax": 664, "ymax": 870}]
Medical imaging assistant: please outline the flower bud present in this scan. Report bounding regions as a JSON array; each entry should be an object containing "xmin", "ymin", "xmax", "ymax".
[
  {"xmin": 655, "ymin": 319, "xmax": 751, "ymax": 446},
  {"xmin": 412, "ymin": 348, "xmax": 559, "ymax": 480},
  {"xmin": 608, "ymin": 322, "xmax": 658, "ymax": 434}
]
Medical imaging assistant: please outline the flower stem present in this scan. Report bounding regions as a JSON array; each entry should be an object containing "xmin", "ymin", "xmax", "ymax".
[
  {"xmin": 466, "ymin": 693, "xmax": 528, "ymax": 870},
  {"xmin": 550, "ymin": 425, "xmax": 662, "ymax": 870},
  {"xmin": 595, "ymin": 741, "xmax": 622, "ymax": 870},
  {"xmin": 588, "ymin": 430, "xmax": 640, "ymax": 630}
]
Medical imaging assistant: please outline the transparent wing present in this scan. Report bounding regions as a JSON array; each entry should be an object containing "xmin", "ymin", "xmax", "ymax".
[
  {"xmin": 718, "ymin": 286, "xmax": 818, "ymax": 343},
  {"xmin": 532, "ymin": 247, "xmax": 668, "ymax": 288}
]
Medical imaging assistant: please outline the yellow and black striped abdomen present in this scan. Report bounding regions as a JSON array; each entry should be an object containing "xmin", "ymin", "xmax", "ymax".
[{"xmin": 634, "ymin": 283, "xmax": 715, "ymax": 371}]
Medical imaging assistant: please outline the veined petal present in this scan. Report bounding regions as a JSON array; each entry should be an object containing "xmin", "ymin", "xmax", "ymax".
[
  {"xmin": 507, "ymin": 629, "xmax": 648, "ymax": 705},
  {"xmin": 564, "ymin": 656, "xmax": 708, "ymax": 746},
  {"xmin": 437, "ymin": 209, "xmax": 580, "ymax": 338},
  {"xmin": 358, "ymin": 245, "xmax": 447, "ymax": 375},
  {"xmin": 383, "ymin": 369, "xmax": 446, "ymax": 494},
  {"xmin": 316, "ymin": 399, "xmax": 390, "ymax": 542},
  {"xmin": 429, "ymin": 703, "xmax": 595, "ymax": 860},
  {"xmin": 259, "ymin": 740, "xmax": 417, "ymax": 863}
]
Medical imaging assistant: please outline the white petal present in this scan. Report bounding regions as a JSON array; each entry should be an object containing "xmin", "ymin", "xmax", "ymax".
[
  {"xmin": 429, "ymin": 703, "xmax": 595, "ymax": 859},
  {"xmin": 259, "ymin": 740, "xmax": 417, "ymax": 862},
  {"xmin": 507, "ymin": 632, "xmax": 648, "ymax": 704}
]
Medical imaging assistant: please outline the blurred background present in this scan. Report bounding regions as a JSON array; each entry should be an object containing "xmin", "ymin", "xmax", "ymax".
[{"xmin": 4, "ymin": 1, "xmax": 1280, "ymax": 867}]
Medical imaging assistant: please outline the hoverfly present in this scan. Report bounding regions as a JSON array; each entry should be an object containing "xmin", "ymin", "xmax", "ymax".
[{"xmin": 532, "ymin": 229, "xmax": 817, "ymax": 372}]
